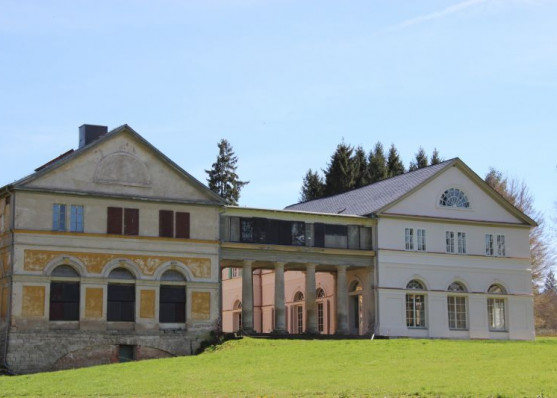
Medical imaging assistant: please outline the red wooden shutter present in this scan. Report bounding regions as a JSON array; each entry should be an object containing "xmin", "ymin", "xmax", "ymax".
[
  {"xmin": 159, "ymin": 210, "xmax": 174, "ymax": 237},
  {"xmin": 175, "ymin": 212, "xmax": 190, "ymax": 239},
  {"xmin": 107, "ymin": 207, "xmax": 123, "ymax": 235},
  {"xmin": 124, "ymin": 208, "xmax": 139, "ymax": 236}
]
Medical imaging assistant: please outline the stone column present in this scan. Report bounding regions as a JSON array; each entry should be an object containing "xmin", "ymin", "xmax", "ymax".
[
  {"xmin": 241, "ymin": 260, "xmax": 255, "ymax": 334},
  {"xmin": 305, "ymin": 263, "xmax": 318, "ymax": 334},
  {"xmin": 336, "ymin": 265, "xmax": 349, "ymax": 334},
  {"xmin": 273, "ymin": 262, "xmax": 287, "ymax": 334}
]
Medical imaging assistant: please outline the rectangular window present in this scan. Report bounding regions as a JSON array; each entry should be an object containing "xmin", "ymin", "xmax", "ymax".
[
  {"xmin": 447, "ymin": 296, "xmax": 467, "ymax": 330},
  {"xmin": 52, "ymin": 204, "xmax": 66, "ymax": 231},
  {"xmin": 317, "ymin": 302, "xmax": 324, "ymax": 333},
  {"xmin": 406, "ymin": 294, "xmax": 426, "ymax": 328},
  {"xmin": 159, "ymin": 286, "xmax": 186, "ymax": 323},
  {"xmin": 175, "ymin": 212, "xmax": 190, "ymax": 239},
  {"xmin": 49, "ymin": 282, "xmax": 80, "ymax": 321},
  {"xmin": 69, "ymin": 205, "xmax": 84, "ymax": 232},
  {"xmin": 497, "ymin": 235, "xmax": 506, "ymax": 256},
  {"xmin": 231, "ymin": 268, "xmax": 241, "ymax": 278},
  {"xmin": 405, "ymin": 228, "xmax": 414, "ymax": 250},
  {"xmin": 486, "ymin": 234, "xmax": 494, "ymax": 256},
  {"xmin": 446, "ymin": 231, "xmax": 455, "ymax": 253},
  {"xmin": 159, "ymin": 210, "xmax": 174, "ymax": 237},
  {"xmin": 107, "ymin": 207, "xmax": 139, "ymax": 236},
  {"xmin": 488, "ymin": 298, "xmax": 506, "ymax": 330},
  {"xmin": 417, "ymin": 229, "xmax": 426, "ymax": 251},
  {"xmin": 159, "ymin": 210, "xmax": 190, "ymax": 239},
  {"xmin": 118, "ymin": 345, "xmax": 135, "ymax": 362},
  {"xmin": 107, "ymin": 284, "xmax": 135, "ymax": 322},
  {"xmin": 457, "ymin": 232, "xmax": 466, "ymax": 254},
  {"xmin": 296, "ymin": 305, "xmax": 303, "ymax": 333}
]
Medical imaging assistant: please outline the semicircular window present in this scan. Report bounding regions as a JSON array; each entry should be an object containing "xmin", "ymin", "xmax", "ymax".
[
  {"xmin": 439, "ymin": 188, "xmax": 470, "ymax": 208},
  {"xmin": 406, "ymin": 279, "xmax": 425, "ymax": 290}
]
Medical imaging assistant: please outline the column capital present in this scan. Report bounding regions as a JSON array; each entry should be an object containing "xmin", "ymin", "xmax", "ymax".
[
  {"xmin": 273, "ymin": 261, "xmax": 286, "ymax": 269},
  {"xmin": 243, "ymin": 260, "xmax": 255, "ymax": 268},
  {"xmin": 305, "ymin": 262, "xmax": 317, "ymax": 270}
]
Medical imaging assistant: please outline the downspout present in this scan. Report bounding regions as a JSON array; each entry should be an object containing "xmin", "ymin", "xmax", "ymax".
[
  {"xmin": 3, "ymin": 189, "xmax": 15, "ymax": 373},
  {"xmin": 371, "ymin": 214, "xmax": 380, "ymax": 339}
]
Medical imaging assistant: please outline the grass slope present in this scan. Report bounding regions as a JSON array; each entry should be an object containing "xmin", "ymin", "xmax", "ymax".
[{"xmin": 1, "ymin": 337, "xmax": 557, "ymax": 397}]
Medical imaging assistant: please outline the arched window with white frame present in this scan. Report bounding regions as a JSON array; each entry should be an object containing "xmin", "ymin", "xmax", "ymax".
[
  {"xmin": 487, "ymin": 284, "xmax": 507, "ymax": 331},
  {"xmin": 406, "ymin": 279, "xmax": 426, "ymax": 328},
  {"xmin": 447, "ymin": 282, "xmax": 467, "ymax": 330}
]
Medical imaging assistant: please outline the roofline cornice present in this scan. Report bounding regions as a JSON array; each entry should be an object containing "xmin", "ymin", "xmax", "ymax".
[{"xmin": 378, "ymin": 212, "xmax": 533, "ymax": 229}]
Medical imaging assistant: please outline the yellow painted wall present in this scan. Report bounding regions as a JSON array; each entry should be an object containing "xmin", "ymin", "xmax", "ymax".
[
  {"xmin": 140, "ymin": 290, "xmax": 156, "ymax": 319},
  {"xmin": 191, "ymin": 292, "xmax": 211, "ymax": 320},
  {"xmin": 22, "ymin": 286, "xmax": 45, "ymax": 317},
  {"xmin": 84, "ymin": 288, "xmax": 104, "ymax": 318}
]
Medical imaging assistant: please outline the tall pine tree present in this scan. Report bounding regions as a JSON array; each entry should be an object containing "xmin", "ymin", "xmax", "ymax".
[
  {"xmin": 352, "ymin": 146, "xmax": 370, "ymax": 188},
  {"xmin": 368, "ymin": 142, "xmax": 388, "ymax": 183},
  {"xmin": 323, "ymin": 142, "xmax": 355, "ymax": 196},
  {"xmin": 299, "ymin": 169, "xmax": 325, "ymax": 202},
  {"xmin": 409, "ymin": 147, "xmax": 429, "ymax": 171},
  {"xmin": 431, "ymin": 148, "xmax": 442, "ymax": 165},
  {"xmin": 205, "ymin": 139, "xmax": 248, "ymax": 206},
  {"xmin": 386, "ymin": 144, "xmax": 405, "ymax": 177}
]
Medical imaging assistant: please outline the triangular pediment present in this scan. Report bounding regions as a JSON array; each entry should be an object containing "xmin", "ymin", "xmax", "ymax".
[
  {"xmin": 380, "ymin": 159, "xmax": 535, "ymax": 226},
  {"xmin": 16, "ymin": 125, "xmax": 224, "ymax": 205}
]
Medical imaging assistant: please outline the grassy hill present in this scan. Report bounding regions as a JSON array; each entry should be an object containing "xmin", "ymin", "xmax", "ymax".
[{"xmin": 1, "ymin": 337, "xmax": 556, "ymax": 397}]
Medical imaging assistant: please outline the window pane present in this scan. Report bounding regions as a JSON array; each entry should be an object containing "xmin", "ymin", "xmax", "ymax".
[
  {"xmin": 53, "ymin": 204, "xmax": 66, "ymax": 231},
  {"xmin": 70, "ymin": 205, "xmax": 84, "ymax": 232},
  {"xmin": 159, "ymin": 286, "xmax": 186, "ymax": 323},
  {"xmin": 107, "ymin": 284, "xmax": 135, "ymax": 322},
  {"xmin": 49, "ymin": 282, "xmax": 79, "ymax": 321}
]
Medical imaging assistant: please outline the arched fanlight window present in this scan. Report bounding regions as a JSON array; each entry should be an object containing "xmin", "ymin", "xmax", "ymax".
[
  {"xmin": 51, "ymin": 265, "xmax": 80, "ymax": 278},
  {"xmin": 233, "ymin": 300, "xmax": 242, "ymax": 310},
  {"xmin": 293, "ymin": 291, "xmax": 304, "ymax": 302},
  {"xmin": 316, "ymin": 288, "xmax": 326, "ymax": 299},
  {"xmin": 161, "ymin": 270, "xmax": 186, "ymax": 282},
  {"xmin": 108, "ymin": 267, "xmax": 135, "ymax": 280},
  {"xmin": 439, "ymin": 188, "xmax": 470, "ymax": 208},
  {"xmin": 488, "ymin": 284, "xmax": 507, "ymax": 294},
  {"xmin": 448, "ymin": 282, "xmax": 467, "ymax": 292},
  {"xmin": 349, "ymin": 281, "xmax": 362, "ymax": 293},
  {"xmin": 406, "ymin": 279, "xmax": 425, "ymax": 290}
]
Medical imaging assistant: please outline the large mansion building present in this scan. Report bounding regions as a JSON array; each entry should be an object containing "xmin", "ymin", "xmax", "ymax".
[{"xmin": 0, "ymin": 125, "xmax": 535, "ymax": 373}]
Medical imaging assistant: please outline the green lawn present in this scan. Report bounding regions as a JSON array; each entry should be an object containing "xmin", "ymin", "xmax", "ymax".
[{"xmin": 1, "ymin": 337, "xmax": 556, "ymax": 397}]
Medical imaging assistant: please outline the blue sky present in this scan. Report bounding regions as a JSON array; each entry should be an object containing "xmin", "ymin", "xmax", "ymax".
[{"xmin": 1, "ymin": 0, "xmax": 556, "ymax": 227}]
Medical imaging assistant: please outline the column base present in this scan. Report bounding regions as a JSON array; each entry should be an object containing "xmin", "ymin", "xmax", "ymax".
[{"xmin": 270, "ymin": 329, "xmax": 289, "ymax": 336}]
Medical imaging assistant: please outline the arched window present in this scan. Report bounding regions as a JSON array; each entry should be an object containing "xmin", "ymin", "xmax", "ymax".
[
  {"xmin": 487, "ymin": 284, "xmax": 506, "ymax": 331},
  {"xmin": 107, "ymin": 268, "xmax": 135, "ymax": 322},
  {"xmin": 316, "ymin": 288, "xmax": 326, "ymax": 299},
  {"xmin": 159, "ymin": 270, "xmax": 186, "ymax": 324},
  {"xmin": 349, "ymin": 281, "xmax": 362, "ymax": 293},
  {"xmin": 406, "ymin": 280, "xmax": 426, "ymax": 328},
  {"xmin": 50, "ymin": 265, "xmax": 80, "ymax": 321},
  {"xmin": 439, "ymin": 188, "xmax": 470, "ymax": 208},
  {"xmin": 294, "ymin": 291, "xmax": 304, "ymax": 302},
  {"xmin": 447, "ymin": 282, "xmax": 467, "ymax": 330}
]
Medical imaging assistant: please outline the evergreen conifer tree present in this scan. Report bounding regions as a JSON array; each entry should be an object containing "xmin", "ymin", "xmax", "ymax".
[
  {"xmin": 205, "ymin": 139, "xmax": 248, "ymax": 206},
  {"xmin": 544, "ymin": 270, "xmax": 557, "ymax": 294},
  {"xmin": 409, "ymin": 147, "xmax": 429, "ymax": 171},
  {"xmin": 431, "ymin": 148, "xmax": 442, "ymax": 165},
  {"xmin": 323, "ymin": 142, "xmax": 355, "ymax": 196},
  {"xmin": 368, "ymin": 142, "xmax": 388, "ymax": 183},
  {"xmin": 352, "ymin": 146, "xmax": 370, "ymax": 188},
  {"xmin": 386, "ymin": 144, "xmax": 405, "ymax": 177},
  {"xmin": 299, "ymin": 169, "xmax": 325, "ymax": 202}
]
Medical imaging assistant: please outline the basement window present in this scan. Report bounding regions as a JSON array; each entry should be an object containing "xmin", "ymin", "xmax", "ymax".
[{"xmin": 118, "ymin": 345, "xmax": 135, "ymax": 362}]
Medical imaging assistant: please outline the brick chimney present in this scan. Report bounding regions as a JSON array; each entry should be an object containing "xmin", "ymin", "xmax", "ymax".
[{"xmin": 79, "ymin": 124, "xmax": 108, "ymax": 148}]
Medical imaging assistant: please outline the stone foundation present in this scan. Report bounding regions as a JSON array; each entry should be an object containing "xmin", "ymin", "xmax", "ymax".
[{"xmin": 5, "ymin": 328, "xmax": 213, "ymax": 374}]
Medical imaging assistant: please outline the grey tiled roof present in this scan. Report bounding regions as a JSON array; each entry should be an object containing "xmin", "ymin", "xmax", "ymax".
[{"xmin": 285, "ymin": 159, "xmax": 456, "ymax": 216}]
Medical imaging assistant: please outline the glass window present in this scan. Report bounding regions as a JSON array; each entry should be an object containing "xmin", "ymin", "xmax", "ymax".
[
  {"xmin": 457, "ymin": 232, "xmax": 466, "ymax": 254},
  {"xmin": 497, "ymin": 235, "xmax": 506, "ymax": 256},
  {"xmin": 49, "ymin": 266, "xmax": 80, "ymax": 322},
  {"xmin": 406, "ymin": 279, "xmax": 426, "ymax": 328},
  {"xmin": 448, "ymin": 296, "xmax": 467, "ymax": 330},
  {"xmin": 446, "ymin": 231, "xmax": 455, "ymax": 253},
  {"xmin": 439, "ymin": 188, "xmax": 470, "ymax": 208},
  {"xmin": 52, "ymin": 204, "xmax": 66, "ymax": 231},
  {"xmin": 70, "ymin": 205, "xmax": 84, "ymax": 232},
  {"xmin": 488, "ymin": 298, "xmax": 506, "ymax": 330},
  {"xmin": 405, "ymin": 228, "xmax": 414, "ymax": 250},
  {"xmin": 107, "ymin": 268, "xmax": 135, "ymax": 322},
  {"xmin": 317, "ymin": 302, "xmax": 324, "ymax": 333},
  {"xmin": 159, "ymin": 286, "xmax": 186, "ymax": 323},
  {"xmin": 417, "ymin": 229, "xmax": 426, "ymax": 251},
  {"xmin": 485, "ymin": 234, "xmax": 494, "ymax": 256}
]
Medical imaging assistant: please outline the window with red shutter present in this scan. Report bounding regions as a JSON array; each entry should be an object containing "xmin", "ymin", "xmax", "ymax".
[
  {"xmin": 107, "ymin": 207, "xmax": 123, "ymax": 235},
  {"xmin": 159, "ymin": 210, "xmax": 174, "ymax": 238},
  {"xmin": 175, "ymin": 212, "xmax": 190, "ymax": 239},
  {"xmin": 124, "ymin": 208, "xmax": 139, "ymax": 235}
]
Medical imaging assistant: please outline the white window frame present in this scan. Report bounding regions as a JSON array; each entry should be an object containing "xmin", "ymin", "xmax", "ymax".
[
  {"xmin": 447, "ymin": 295, "xmax": 467, "ymax": 330},
  {"xmin": 52, "ymin": 204, "xmax": 66, "ymax": 231},
  {"xmin": 497, "ymin": 234, "xmax": 506, "ymax": 257},
  {"xmin": 457, "ymin": 232, "xmax": 466, "ymax": 254},
  {"xmin": 405, "ymin": 228, "xmax": 414, "ymax": 251},
  {"xmin": 417, "ymin": 229, "xmax": 426, "ymax": 251},
  {"xmin": 487, "ymin": 297, "xmax": 506, "ymax": 331},
  {"xmin": 485, "ymin": 234, "xmax": 494, "ymax": 256},
  {"xmin": 445, "ymin": 231, "xmax": 455, "ymax": 253}
]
